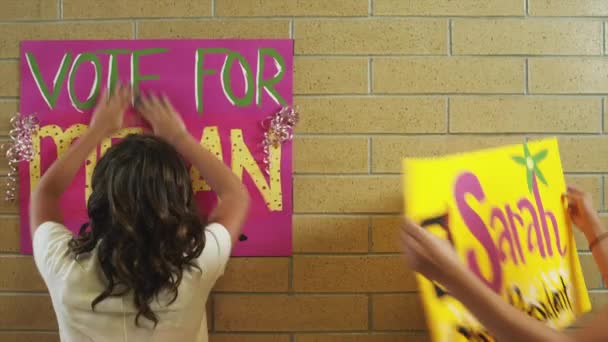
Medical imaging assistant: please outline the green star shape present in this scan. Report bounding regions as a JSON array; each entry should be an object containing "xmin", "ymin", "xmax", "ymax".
[{"xmin": 511, "ymin": 143, "xmax": 549, "ymax": 194}]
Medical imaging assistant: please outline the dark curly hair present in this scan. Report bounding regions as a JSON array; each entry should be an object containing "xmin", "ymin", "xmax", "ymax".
[{"xmin": 68, "ymin": 134, "xmax": 206, "ymax": 327}]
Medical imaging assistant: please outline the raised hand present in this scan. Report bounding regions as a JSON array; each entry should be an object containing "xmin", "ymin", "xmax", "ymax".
[
  {"xmin": 135, "ymin": 93, "xmax": 187, "ymax": 144},
  {"xmin": 89, "ymin": 83, "xmax": 131, "ymax": 136},
  {"xmin": 566, "ymin": 185, "xmax": 604, "ymax": 241},
  {"xmin": 400, "ymin": 217, "xmax": 462, "ymax": 286}
]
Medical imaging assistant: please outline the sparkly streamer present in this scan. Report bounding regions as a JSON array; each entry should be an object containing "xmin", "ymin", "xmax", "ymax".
[
  {"xmin": 2, "ymin": 113, "xmax": 39, "ymax": 201},
  {"xmin": 261, "ymin": 106, "xmax": 299, "ymax": 175}
]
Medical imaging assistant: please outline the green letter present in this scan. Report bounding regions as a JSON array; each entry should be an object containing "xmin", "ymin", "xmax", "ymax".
[
  {"xmin": 221, "ymin": 52, "xmax": 254, "ymax": 107},
  {"xmin": 195, "ymin": 48, "xmax": 228, "ymax": 115},
  {"xmin": 68, "ymin": 53, "xmax": 102, "ymax": 112},
  {"xmin": 97, "ymin": 49, "xmax": 131, "ymax": 93},
  {"xmin": 256, "ymin": 48, "xmax": 287, "ymax": 106},
  {"xmin": 25, "ymin": 52, "xmax": 71, "ymax": 109},
  {"xmin": 131, "ymin": 48, "xmax": 167, "ymax": 94}
]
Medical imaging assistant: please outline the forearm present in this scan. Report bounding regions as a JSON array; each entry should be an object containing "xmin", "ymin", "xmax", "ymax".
[
  {"xmin": 35, "ymin": 128, "xmax": 104, "ymax": 197},
  {"xmin": 582, "ymin": 222, "xmax": 608, "ymax": 283},
  {"xmin": 172, "ymin": 133, "xmax": 246, "ymax": 200},
  {"xmin": 446, "ymin": 268, "xmax": 572, "ymax": 342}
]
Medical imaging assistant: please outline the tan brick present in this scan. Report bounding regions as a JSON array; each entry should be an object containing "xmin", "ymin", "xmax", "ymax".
[
  {"xmin": 295, "ymin": 19, "xmax": 446, "ymax": 55},
  {"xmin": 530, "ymin": 0, "xmax": 608, "ymax": 16},
  {"xmin": 294, "ymin": 176, "xmax": 401, "ymax": 213},
  {"xmin": 450, "ymin": 96, "xmax": 601, "ymax": 133},
  {"xmin": 565, "ymin": 175, "xmax": 601, "ymax": 211},
  {"xmin": 0, "ymin": 216, "xmax": 20, "ymax": 252},
  {"xmin": 371, "ymin": 216, "xmax": 400, "ymax": 253},
  {"xmin": 0, "ymin": 100, "xmax": 18, "ymax": 135},
  {"xmin": 372, "ymin": 294, "xmax": 426, "ymax": 330},
  {"xmin": 63, "ymin": 0, "xmax": 210, "ymax": 18},
  {"xmin": 453, "ymin": 19, "xmax": 601, "ymax": 55},
  {"xmin": 0, "ymin": 182, "xmax": 19, "ymax": 214},
  {"xmin": 0, "ymin": 60, "xmax": 18, "ymax": 97},
  {"xmin": 373, "ymin": 58, "xmax": 524, "ymax": 94},
  {"xmin": 294, "ymin": 137, "xmax": 368, "ymax": 174},
  {"xmin": 0, "ymin": 295, "xmax": 56, "ymax": 329},
  {"xmin": 210, "ymin": 334, "xmax": 290, "ymax": 342},
  {"xmin": 296, "ymin": 96, "xmax": 446, "ymax": 134},
  {"xmin": 555, "ymin": 136, "xmax": 608, "ymax": 172},
  {"xmin": 0, "ymin": 0, "xmax": 57, "ymax": 20},
  {"xmin": 293, "ymin": 216, "xmax": 369, "ymax": 253},
  {"xmin": 372, "ymin": 135, "xmax": 523, "ymax": 173},
  {"xmin": 602, "ymin": 180, "xmax": 608, "ymax": 210},
  {"xmin": 294, "ymin": 58, "xmax": 367, "ymax": 94},
  {"xmin": 0, "ymin": 22, "xmax": 133, "ymax": 58},
  {"xmin": 293, "ymin": 256, "xmax": 415, "ymax": 292},
  {"xmin": 214, "ymin": 258, "xmax": 289, "ymax": 292},
  {"xmin": 138, "ymin": 19, "xmax": 289, "ymax": 39},
  {"xmin": 216, "ymin": 0, "xmax": 368, "ymax": 17},
  {"xmin": 0, "ymin": 139, "xmax": 9, "ymax": 175},
  {"xmin": 580, "ymin": 253, "xmax": 602, "ymax": 289},
  {"xmin": 0, "ymin": 333, "xmax": 59, "ymax": 342},
  {"xmin": 295, "ymin": 334, "xmax": 430, "ymax": 342},
  {"xmin": 214, "ymin": 295, "xmax": 368, "ymax": 331},
  {"xmin": 373, "ymin": 0, "xmax": 523, "ymax": 16},
  {"xmin": 589, "ymin": 291, "xmax": 608, "ymax": 311},
  {"xmin": 0, "ymin": 256, "xmax": 45, "ymax": 291},
  {"xmin": 529, "ymin": 58, "xmax": 608, "ymax": 94}
]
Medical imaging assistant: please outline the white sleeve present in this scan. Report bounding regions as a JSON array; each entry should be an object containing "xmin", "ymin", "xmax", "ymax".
[
  {"xmin": 32, "ymin": 222, "xmax": 73, "ymax": 282},
  {"xmin": 199, "ymin": 223, "xmax": 232, "ymax": 280}
]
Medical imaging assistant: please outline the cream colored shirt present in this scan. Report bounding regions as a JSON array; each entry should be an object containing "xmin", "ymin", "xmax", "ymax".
[{"xmin": 33, "ymin": 221, "xmax": 232, "ymax": 342}]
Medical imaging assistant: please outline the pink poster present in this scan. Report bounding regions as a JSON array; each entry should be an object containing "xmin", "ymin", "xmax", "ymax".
[{"xmin": 18, "ymin": 39, "xmax": 294, "ymax": 256}]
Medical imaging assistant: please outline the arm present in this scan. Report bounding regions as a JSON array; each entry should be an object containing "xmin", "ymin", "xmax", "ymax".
[
  {"xmin": 30, "ymin": 85, "xmax": 131, "ymax": 236},
  {"xmin": 173, "ymin": 133, "xmax": 250, "ymax": 244},
  {"xmin": 400, "ymin": 218, "xmax": 573, "ymax": 342},
  {"xmin": 136, "ymin": 94, "xmax": 249, "ymax": 244},
  {"xmin": 446, "ymin": 263, "xmax": 572, "ymax": 342},
  {"xmin": 400, "ymin": 215, "xmax": 608, "ymax": 342},
  {"xmin": 567, "ymin": 185, "xmax": 608, "ymax": 283}
]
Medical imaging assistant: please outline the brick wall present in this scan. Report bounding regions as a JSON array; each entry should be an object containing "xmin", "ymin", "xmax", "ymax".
[{"xmin": 1, "ymin": 0, "xmax": 608, "ymax": 341}]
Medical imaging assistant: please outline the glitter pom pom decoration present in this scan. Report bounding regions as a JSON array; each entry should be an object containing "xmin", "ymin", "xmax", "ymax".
[
  {"xmin": 2, "ymin": 113, "xmax": 39, "ymax": 201},
  {"xmin": 261, "ymin": 107, "xmax": 299, "ymax": 175}
]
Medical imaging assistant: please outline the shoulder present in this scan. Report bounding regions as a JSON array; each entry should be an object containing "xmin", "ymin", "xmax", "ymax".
[
  {"xmin": 198, "ymin": 223, "xmax": 232, "ymax": 280},
  {"xmin": 33, "ymin": 222, "xmax": 74, "ymax": 281}
]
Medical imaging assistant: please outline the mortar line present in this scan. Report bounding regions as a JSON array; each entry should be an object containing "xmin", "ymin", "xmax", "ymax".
[
  {"xmin": 367, "ymin": 137, "xmax": 372, "ymax": 174},
  {"xmin": 602, "ymin": 97, "xmax": 605, "ymax": 134},
  {"xmin": 524, "ymin": 58, "xmax": 529, "ymax": 94},
  {"xmin": 446, "ymin": 97, "xmax": 451, "ymax": 133},
  {"xmin": 11, "ymin": 16, "xmax": 608, "ymax": 23},
  {"xmin": 448, "ymin": 19, "xmax": 453, "ymax": 56},
  {"xmin": 602, "ymin": 21, "xmax": 605, "ymax": 55},
  {"xmin": 368, "ymin": 293, "xmax": 374, "ymax": 331},
  {"xmin": 368, "ymin": 216, "xmax": 373, "ymax": 253},
  {"xmin": 368, "ymin": 58, "xmax": 373, "ymax": 94}
]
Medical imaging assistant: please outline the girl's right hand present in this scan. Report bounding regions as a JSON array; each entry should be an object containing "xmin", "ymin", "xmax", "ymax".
[
  {"xmin": 566, "ymin": 185, "xmax": 605, "ymax": 241},
  {"xmin": 135, "ymin": 93, "xmax": 188, "ymax": 144}
]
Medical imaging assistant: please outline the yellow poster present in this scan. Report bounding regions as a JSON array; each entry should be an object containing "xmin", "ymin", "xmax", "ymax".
[{"xmin": 403, "ymin": 138, "xmax": 591, "ymax": 342}]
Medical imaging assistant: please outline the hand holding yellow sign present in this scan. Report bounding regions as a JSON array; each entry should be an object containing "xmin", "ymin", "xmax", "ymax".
[{"xmin": 403, "ymin": 138, "xmax": 590, "ymax": 342}]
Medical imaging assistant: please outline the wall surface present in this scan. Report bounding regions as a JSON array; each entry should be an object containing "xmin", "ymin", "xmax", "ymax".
[{"xmin": 2, "ymin": 0, "xmax": 608, "ymax": 341}]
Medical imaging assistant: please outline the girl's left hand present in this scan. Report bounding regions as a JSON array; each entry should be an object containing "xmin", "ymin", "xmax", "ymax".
[
  {"xmin": 400, "ymin": 217, "xmax": 462, "ymax": 286},
  {"xmin": 90, "ymin": 83, "xmax": 132, "ymax": 136}
]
